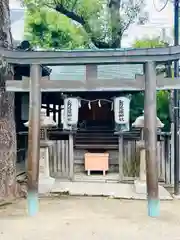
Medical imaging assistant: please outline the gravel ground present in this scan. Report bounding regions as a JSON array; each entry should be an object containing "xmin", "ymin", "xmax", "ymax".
[{"xmin": 0, "ymin": 197, "xmax": 180, "ymax": 240}]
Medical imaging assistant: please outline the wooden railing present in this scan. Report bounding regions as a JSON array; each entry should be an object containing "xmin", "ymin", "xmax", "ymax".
[
  {"xmin": 49, "ymin": 137, "xmax": 170, "ymax": 183},
  {"xmin": 16, "ymin": 131, "xmax": 171, "ymax": 184}
]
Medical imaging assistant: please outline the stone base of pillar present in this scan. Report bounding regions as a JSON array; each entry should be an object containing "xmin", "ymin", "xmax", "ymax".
[
  {"xmin": 139, "ymin": 149, "xmax": 146, "ymax": 181},
  {"xmin": 39, "ymin": 177, "xmax": 55, "ymax": 194},
  {"xmin": 134, "ymin": 179, "xmax": 147, "ymax": 194},
  {"xmin": 38, "ymin": 145, "xmax": 55, "ymax": 194},
  {"xmin": 172, "ymin": 194, "xmax": 180, "ymax": 199},
  {"xmin": 134, "ymin": 179, "xmax": 172, "ymax": 200}
]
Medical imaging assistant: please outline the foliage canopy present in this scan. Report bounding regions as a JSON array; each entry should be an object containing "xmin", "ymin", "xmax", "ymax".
[{"xmin": 24, "ymin": 0, "xmax": 147, "ymax": 49}]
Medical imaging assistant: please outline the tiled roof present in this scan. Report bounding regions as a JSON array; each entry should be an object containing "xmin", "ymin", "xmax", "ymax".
[{"xmin": 50, "ymin": 64, "xmax": 143, "ymax": 80}]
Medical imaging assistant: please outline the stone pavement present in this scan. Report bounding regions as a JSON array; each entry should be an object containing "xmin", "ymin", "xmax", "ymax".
[
  {"xmin": 0, "ymin": 197, "xmax": 180, "ymax": 240},
  {"xmin": 52, "ymin": 180, "xmax": 172, "ymax": 200}
]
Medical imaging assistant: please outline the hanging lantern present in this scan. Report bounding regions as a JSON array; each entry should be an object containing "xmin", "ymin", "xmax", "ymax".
[
  {"xmin": 64, "ymin": 97, "xmax": 79, "ymax": 125},
  {"xmin": 114, "ymin": 96, "xmax": 130, "ymax": 124}
]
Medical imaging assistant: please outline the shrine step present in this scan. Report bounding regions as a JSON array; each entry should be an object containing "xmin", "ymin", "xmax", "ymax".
[
  {"xmin": 74, "ymin": 144, "xmax": 118, "ymax": 150},
  {"xmin": 86, "ymin": 170, "xmax": 107, "ymax": 176}
]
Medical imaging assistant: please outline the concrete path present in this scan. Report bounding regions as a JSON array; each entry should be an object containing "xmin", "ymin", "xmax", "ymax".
[{"xmin": 0, "ymin": 197, "xmax": 180, "ymax": 240}]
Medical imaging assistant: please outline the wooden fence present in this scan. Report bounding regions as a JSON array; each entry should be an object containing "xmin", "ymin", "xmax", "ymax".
[
  {"xmin": 49, "ymin": 138, "xmax": 171, "ymax": 183},
  {"xmin": 49, "ymin": 140, "xmax": 70, "ymax": 178}
]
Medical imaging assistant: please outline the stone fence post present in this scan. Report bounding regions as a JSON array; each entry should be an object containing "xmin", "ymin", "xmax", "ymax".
[{"xmin": 24, "ymin": 108, "xmax": 57, "ymax": 194}]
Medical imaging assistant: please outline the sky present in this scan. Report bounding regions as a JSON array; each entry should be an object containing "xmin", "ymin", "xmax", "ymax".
[
  {"xmin": 122, "ymin": 0, "xmax": 174, "ymax": 46},
  {"xmin": 9, "ymin": 0, "xmax": 23, "ymax": 9}
]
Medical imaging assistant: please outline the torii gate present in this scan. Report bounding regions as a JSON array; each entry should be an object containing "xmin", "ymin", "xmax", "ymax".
[{"xmin": 1, "ymin": 46, "xmax": 180, "ymax": 217}]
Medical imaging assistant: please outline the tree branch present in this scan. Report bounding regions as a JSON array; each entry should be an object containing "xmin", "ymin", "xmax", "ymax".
[
  {"xmin": 55, "ymin": 3, "xmax": 111, "ymax": 48},
  {"xmin": 55, "ymin": 3, "xmax": 85, "ymax": 25},
  {"xmin": 108, "ymin": 0, "xmax": 122, "ymax": 48},
  {"xmin": 71, "ymin": 0, "xmax": 79, "ymax": 11},
  {"xmin": 121, "ymin": 16, "xmax": 134, "ymax": 33}
]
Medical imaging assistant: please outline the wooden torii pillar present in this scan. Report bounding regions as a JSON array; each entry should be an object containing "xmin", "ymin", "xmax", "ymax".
[
  {"xmin": 27, "ymin": 64, "xmax": 41, "ymax": 216},
  {"xmin": 144, "ymin": 62, "xmax": 159, "ymax": 217}
]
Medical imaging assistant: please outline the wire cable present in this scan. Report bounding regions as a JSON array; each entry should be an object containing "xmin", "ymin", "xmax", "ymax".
[{"xmin": 153, "ymin": 0, "xmax": 169, "ymax": 12}]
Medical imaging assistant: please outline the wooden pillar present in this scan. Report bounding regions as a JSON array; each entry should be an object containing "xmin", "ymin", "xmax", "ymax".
[
  {"xmin": 53, "ymin": 104, "xmax": 56, "ymax": 122},
  {"xmin": 69, "ymin": 133, "xmax": 74, "ymax": 180},
  {"xmin": 15, "ymin": 93, "xmax": 22, "ymax": 130},
  {"xmin": 27, "ymin": 64, "xmax": 41, "ymax": 216},
  {"xmin": 118, "ymin": 134, "xmax": 123, "ymax": 181},
  {"xmin": 58, "ymin": 104, "xmax": 61, "ymax": 127},
  {"xmin": 46, "ymin": 102, "xmax": 50, "ymax": 117},
  {"xmin": 144, "ymin": 62, "xmax": 159, "ymax": 217},
  {"xmin": 86, "ymin": 64, "xmax": 97, "ymax": 89}
]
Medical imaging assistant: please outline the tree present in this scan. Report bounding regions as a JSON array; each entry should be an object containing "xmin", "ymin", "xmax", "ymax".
[
  {"xmin": 25, "ymin": 8, "xmax": 88, "ymax": 49},
  {"xmin": 0, "ymin": 0, "xmax": 20, "ymax": 201},
  {"xmin": 131, "ymin": 37, "xmax": 170, "ymax": 131},
  {"xmin": 24, "ymin": 0, "xmax": 147, "ymax": 49},
  {"xmin": 133, "ymin": 37, "xmax": 167, "ymax": 48}
]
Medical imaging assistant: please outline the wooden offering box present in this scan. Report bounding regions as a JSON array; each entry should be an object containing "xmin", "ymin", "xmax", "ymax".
[{"xmin": 84, "ymin": 152, "xmax": 109, "ymax": 176}]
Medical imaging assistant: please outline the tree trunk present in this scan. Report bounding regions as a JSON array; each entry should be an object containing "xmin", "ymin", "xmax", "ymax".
[
  {"xmin": 109, "ymin": 0, "xmax": 121, "ymax": 48},
  {"xmin": 0, "ymin": 0, "xmax": 19, "ymax": 201}
]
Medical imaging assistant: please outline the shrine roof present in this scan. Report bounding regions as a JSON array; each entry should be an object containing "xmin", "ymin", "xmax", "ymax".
[{"xmin": 50, "ymin": 64, "xmax": 143, "ymax": 81}]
